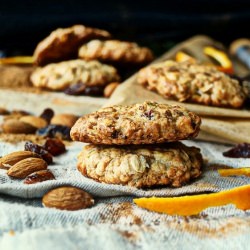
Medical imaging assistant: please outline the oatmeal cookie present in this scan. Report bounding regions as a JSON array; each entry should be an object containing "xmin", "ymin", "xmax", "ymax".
[
  {"xmin": 34, "ymin": 25, "xmax": 111, "ymax": 66},
  {"xmin": 30, "ymin": 59, "xmax": 120, "ymax": 91},
  {"xmin": 137, "ymin": 60, "xmax": 246, "ymax": 108},
  {"xmin": 77, "ymin": 142, "xmax": 202, "ymax": 188},
  {"xmin": 78, "ymin": 40, "xmax": 154, "ymax": 65},
  {"xmin": 70, "ymin": 101, "xmax": 201, "ymax": 144}
]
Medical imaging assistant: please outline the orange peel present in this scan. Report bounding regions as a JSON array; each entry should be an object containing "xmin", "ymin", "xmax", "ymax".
[
  {"xmin": 218, "ymin": 168, "xmax": 250, "ymax": 177},
  {"xmin": 0, "ymin": 56, "xmax": 34, "ymax": 65},
  {"xmin": 134, "ymin": 184, "xmax": 250, "ymax": 216},
  {"xmin": 175, "ymin": 51, "xmax": 197, "ymax": 63},
  {"xmin": 203, "ymin": 46, "xmax": 234, "ymax": 74}
]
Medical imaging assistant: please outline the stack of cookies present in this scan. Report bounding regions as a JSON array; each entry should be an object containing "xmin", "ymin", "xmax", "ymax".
[
  {"xmin": 70, "ymin": 101, "xmax": 203, "ymax": 188},
  {"xmin": 30, "ymin": 25, "xmax": 154, "ymax": 97}
]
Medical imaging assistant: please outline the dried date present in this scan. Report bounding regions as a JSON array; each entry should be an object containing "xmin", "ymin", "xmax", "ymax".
[
  {"xmin": 223, "ymin": 143, "xmax": 250, "ymax": 158},
  {"xmin": 24, "ymin": 170, "xmax": 55, "ymax": 184},
  {"xmin": 43, "ymin": 138, "xmax": 66, "ymax": 156}
]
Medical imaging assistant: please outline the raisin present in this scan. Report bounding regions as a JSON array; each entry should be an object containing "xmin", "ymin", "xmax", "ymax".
[
  {"xmin": 144, "ymin": 110, "xmax": 154, "ymax": 120},
  {"xmin": 64, "ymin": 83, "xmax": 86, "ymax": 95},
  {"xmin": 43, "ymin": 138, "xmax": 66, "ymax": 156},
  {"xmin": 111, "ymin": 130, "xmax": 119, "ymax": 139},
  {"xmin": 24, "ymin": 170, "xmax": 55, "ymax": 184},
  {"xmin": 64, "ymin": 83, "xmax": 104, "ymax": 97},
  {"xmin": 223, "ymin": 143, "xmax": 250, "ymax": 158},
  {"xmin": 24, "ymin": 141, "xmax": 53, "ymax": 164},
  {"xmin": 84, "ymin": 86, "xmax": 104, "ymax": 96},
  {"xmin": 36, "ymin": 125, "xmax": 71, "ymax": 140},
  {"xmin": 40, "ymin": 108, "xmax": 54, "ymax": 124}
]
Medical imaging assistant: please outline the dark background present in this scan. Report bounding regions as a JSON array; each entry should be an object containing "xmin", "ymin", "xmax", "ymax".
[{"xmin": 1, "ymin": 0, "xmax": 250, "ymax": 56}]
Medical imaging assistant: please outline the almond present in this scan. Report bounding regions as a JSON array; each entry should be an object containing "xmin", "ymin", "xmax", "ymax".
[
  {"xmin": 24, "ymin": 170, "xmax": 55, "ymax": 184},
  {"xmin": 42, "ymin": 186, "xmax": 94, "ymax": 211},
  {"xmin": 3, "ymin": 114, "xmax": 26, "ymax": 121},
  {"xmin": 0, "ymin": 107, "xmax": 10, "ymax": 115},
  {"xmin": 51, "ymin": 114, "xmax": 78, "ymax": 127},
  {"xmin": 7, "ymin": 157, "xmax": 47, "ymax": 178},
  {"xmin": 104, "ymin": 82, "xmax": 119, "ymax": 98},
  {"xmin": 20, "ymin": 115, "xmax": 48, "ymax": 129},
  {"xmin": 2, "ymin": 119, "xmax": 37, "ymax": 134},
  {"xmin": 0, "ymin": 151, "xmax": 41, "ymax": 170}
]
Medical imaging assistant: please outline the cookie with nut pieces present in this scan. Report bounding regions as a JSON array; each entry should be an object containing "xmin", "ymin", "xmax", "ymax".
[
  {"xmin": 77, "ymin": 142, "xmax": 202, "ymax": 188},
  {"xmin": 137, "ymin": 60, "xmax": 246, "ymax": 108},
  {"xmin": 70, "ymin": 101, "xmax": 201, "ymax": 145},
  {"xmin": 30, "ymin": 59, "xmax": 120, "ymax": 91},
  {"xmin": 78, "ymin": 40, "xmax": 154, "ymax": 65},
  {"xmin": 34, "ymin": 24, "xmax": 111, "ymax": 66}
]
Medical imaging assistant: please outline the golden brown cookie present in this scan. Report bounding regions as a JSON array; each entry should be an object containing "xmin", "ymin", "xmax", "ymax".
[
  {"xmin": 137, "ymin": 60, "xmax": 246, "ymax": 108},
  {"xmin": 33, "ymin": 25, "xmax": 111, "ymax": 66},
  {"xmin": 30, "ymin": 59, "xmax": 120, "ymax": 91},
  {"xmin": 78, "ymin": 39, "xmax": 154, "ymax": 65},
  {"xmin": 70, "ymin": 101, "xmax": 201, "ymax": 144},
  {"xmin": 77, "ymin": 142, "xmax": 202, "ymax": 188}
]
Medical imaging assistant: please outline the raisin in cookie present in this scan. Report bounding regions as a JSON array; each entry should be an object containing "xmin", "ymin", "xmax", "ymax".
[
  {"xmin": 138, "ymin": 60, "xmax": 246, "ymax": 108},
  {"xmin": 70, "ymin": 101, "xmax": 201, "ymax": 144},
  {"xmin": 78, "ymin": 40, "xmax": 154, "ymax": 65},
  {"xmin": 77, "ymin": 142, "xmax": 202, "ymax": 188},
  {"xmin": 30, "ymin": 59, "xmax": 120, "ymax": 91},
  {"xmin": 34, "ymin": 25, "xmax": 111, "ymax": 66}
]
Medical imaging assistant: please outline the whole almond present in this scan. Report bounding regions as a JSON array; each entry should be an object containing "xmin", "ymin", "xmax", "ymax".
[
  {"xmin": 42, "ymin": 186, "xmax": 94, "ymax": 211},
  {"xmin": 104, "ymin": 82, "xmax": 119, "ymax": 98},
  {"xmin": 51, "ymin": 114, "xmax": 78, "ymax": 127},
  {"xmin": 0, "ymin": 107, "xmax": 10, "ymax": 115},
  {"xmin": 7, "ymin": 157, "xmax": 47, "ymax": 178},
  {"xmin": 20, "ymin": 115, "xmax": 48, "ymax": 129},
  {"xmin": 11, "ymin": 110, "xmax": 30, "ymax": 116},
  {"xmin": 3, "ymin": 114, "xmax": 26, "ymax": 121},
  {"xmin": 24, "ymin": 170, "xmax": 55, "ymax": 184},
  {"xmin": 0, "ymin": 151, "xmax": 41, "ymax": 170},
  {"xmin": 2, "ymin": 119, "xmax": 37, "ymax": 134}
]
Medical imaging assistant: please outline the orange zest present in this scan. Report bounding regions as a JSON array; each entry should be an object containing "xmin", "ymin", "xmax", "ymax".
[
  {"xmin": 0, "ymin": 56, "xmax": 34, "ymax": 65},
  {"xmin": 218, "ymin": 168, "xmax": 250, "ymax": 177},
  {"xmin": 134, "ymin": 184, "xmax": 250, "ymax": 216}
]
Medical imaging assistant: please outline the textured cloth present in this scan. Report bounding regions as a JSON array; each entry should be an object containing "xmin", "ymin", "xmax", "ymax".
[{"xmin": 0, "ymin": 139, "xmax": 250, "ymax": 249}]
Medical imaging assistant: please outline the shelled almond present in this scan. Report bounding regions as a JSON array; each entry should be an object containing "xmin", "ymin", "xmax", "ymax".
[
  {"xmin": 2, "ymin": 119, "xmax": 37, "ymax": 134},
  {"xmin": 20, "ymin": 115, "xmax": 48, "ymax": 129},
  {"xmin": 42, "ymin": 186, "xmax": 94, "ymax": 210},
  {"xmin": 51, "ymin": 114, "xmax": 78, "ymax": 128},
  {"xmin": 7, "ymin": 157, "xmax": 48, "ymax": 178},
  {"xmin": 0, "ymin": 151, "xmax": 41, "ymax": 170}
]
